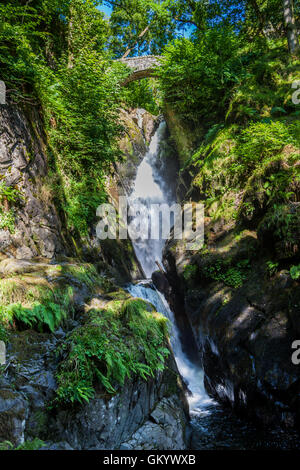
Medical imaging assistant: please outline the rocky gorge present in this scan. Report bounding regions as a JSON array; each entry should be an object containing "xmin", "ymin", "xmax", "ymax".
[
  {"xmin": 1, "ymin": 0, "xmax": 300, "ymax": 454},
  {"xmin": 0, "ymin": 105, "xmax": 189, "ymax": 450},
  {"xmin": 0, "ymin": 81, "xmax": 299, "ymax": 453}
]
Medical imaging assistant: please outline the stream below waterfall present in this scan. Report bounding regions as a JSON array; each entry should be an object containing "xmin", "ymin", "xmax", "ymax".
[{"xmin": 126, "ymin": 118, "xmax": 300, "ymax": 450}]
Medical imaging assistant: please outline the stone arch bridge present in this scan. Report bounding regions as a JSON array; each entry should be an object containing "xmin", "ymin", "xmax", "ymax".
[{"xmin": 120, "ymin": 56, "xmax": 162, "ymax": 85}]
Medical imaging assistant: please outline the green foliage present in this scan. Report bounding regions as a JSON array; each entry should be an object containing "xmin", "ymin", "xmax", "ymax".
[
  {"xmin": 0, "ymin": 322, "xmax": 7, "ymax": 342},
  {"xmin": 0, "ymin": 0, "xmax": 129, "ymax": 237},
  {"xmin": 107, "ymin": 0, "xmax": 282, "ymax": 58},
  {"xmin": 0, "ymin": 182, "xmax": 21, "ymax": 204},
  {"xmin": 183, "ymin": 264, "xmax": 198, "ymax": 282},
  {"xmin": 122, "ymin": 79, "xmax": 160, "ymax": 115},
  {"xmin": 189, "ymin": 116, "xmax": 299, "ymax": 226},
  {"xmin": 0, "ymin": 438, "xmax": 45, "ymax": 450},
  {"xmin": 202, "ymin": 258, "xmax": 251, "ymax": 288},
  {"xmin": 62, "ymin": 263, "xmax": 103, "ymax": 289},
  {"xmin": 290, "ymin": 264, "xmax": 300, "ymax": 280},
  {"xmin": 0, "ymin": 182, "xmax": 22, "ymax": 233},
  {"xmin": 266, "ymin": 260, "xmax": 279, "ymax": 276},
  {"xmin": 59, "ymin": 178, "xmax": 108, "ymax": 236},
  {"xmin": 2, "ymin": 302, "xmax": 66, "ymax": 333},
  {"xmin": 159, "ymin": 29, "xmax": 243, "ymax": 127},
  {"xmin": 0, "ymin": 209, "xmax": 15, "ymax": 233},
  {"xmin": 108, "ymin": 0, "xmax": 181, "ymax": 57},
  {"xmin": 235, "ymin": 121, "xmax": 299, "ymax": 173},
  {"xmin": 160, "ymin": 24, "xmax": 300, "ymax": 129},
  {"xmin": 257, "ymin": 204, "xmax": 300, "ymax": 258},
  {"xmin": 0, "ymin": 286, "xmax": 73, "ymax": 333},
  {"xmin": 54, "ymin": 297, "xmax": 170, "ymax": 405},
  {"xmin": 42, "ymin": 54, "xmax": 126, "ymax": 235}
]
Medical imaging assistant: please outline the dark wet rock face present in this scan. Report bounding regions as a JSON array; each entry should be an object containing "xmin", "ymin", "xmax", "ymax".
[
  {"xmin": 52, "ymin": 355, "xmax": 187, "ymax": 450},
  {"xmin": 0, "ymin": 388, "xmax": 28, "ymax": 446},
  {"xmin": 121, "ymin": 396, "xmax": 187, "ymax": 450},
  {"xmin": 0, "ymin": 317, "xmax": 188, "ymax": 449},
  {"xmin": 0, "ymin": 105, "xmax": 64, "ymax": 259},
  {"xmin": 162, "ymin": 229, "xmax": 300, "ymax": 430},
  {"xmin": 2, "ymin": 331, "xmax": 58, "ymax": 444},
  {"xmin": 199, "ymin": 276, "xmax": 300, "ymax": 428}
]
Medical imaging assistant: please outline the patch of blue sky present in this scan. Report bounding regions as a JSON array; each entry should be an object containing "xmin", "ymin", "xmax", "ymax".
[{"xmin": 97, "ymin": 3, "xmax": 113, "ymax": 18}]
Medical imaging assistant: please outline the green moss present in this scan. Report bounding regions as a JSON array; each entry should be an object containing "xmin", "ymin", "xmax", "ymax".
[
  {"xmin": 61, "ymin": 264, "xmax": 101, "ymax": 289},
  {"xmin": 290, "ymin": 264, "xmax": 300, "ymax": 280},
  {"xmin": 183, "ymin": 264, "xmax": 198, "ymax": 282},
  {"xmin": 194, "ymin": 253, "xmax": 251, "ymax": 289},
  {"xmin": 0, "ymin": 438, "xmax": 45, "ymax": 451},
  {"xmin": 0, "ymin": 277, "xmax": 74, "ymax": 333},
  {"xmin": 54, "ymin": 296, "xmax": 170, "ymax": 405},
  {"xmin": 104, "ymin": 289, "xmax": 131, "ymax": 301},
  {"xmin": 0, "ymin": 209, "xmax": 16, "ymax": 233},
  {"xmin": 257, "ymin": 203, "xmax": 300, "ymax": 259}
]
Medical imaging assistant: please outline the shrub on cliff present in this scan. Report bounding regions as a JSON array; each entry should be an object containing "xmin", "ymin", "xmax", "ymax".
[
  {"xmin": 257, "ymin": 203, "xmax": 300, "ymax": 260},
  {"xmin": 187, "ymin": 119, "xmax": 299, "ymax": 226},
  {"xmin": 159, "ymin": 29, "xmax": 242, "ymax": 127},
  {"xmin": 0, "ymin": 284, "xmax": 74, "ymax": 333},
  {"xmin": 159, "ymin": 29, "xmax": 300, "ymax": 129},
  {"xmin": 0, "ymin": 0, "xmax": 129, "ymax": 237},
  {"xmin": 54, "ymin": 296, "xmax": 170, "ymax": 405}
]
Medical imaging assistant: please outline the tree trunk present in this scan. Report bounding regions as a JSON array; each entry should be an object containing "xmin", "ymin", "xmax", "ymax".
[
  {"xmin": 67, "ymin": 5, "xmax": 75, "ymax": 68},
  {"xmin": 283, "ymin": 0, "xmax": 300, "ymax": 54},
  {"xmin": 249, "ymin": 0, "xmax": 266, "ymax": 31}
]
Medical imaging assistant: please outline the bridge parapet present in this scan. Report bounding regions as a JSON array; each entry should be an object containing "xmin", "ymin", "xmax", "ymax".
[{"xmin": 120, "ymin": 55, "xmax": 162, "ymax": 84}]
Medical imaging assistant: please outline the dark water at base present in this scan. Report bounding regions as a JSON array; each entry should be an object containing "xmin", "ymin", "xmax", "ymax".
[{"xmin": 190, "ymin": 407, "xmax": 300, "ymax": 450}]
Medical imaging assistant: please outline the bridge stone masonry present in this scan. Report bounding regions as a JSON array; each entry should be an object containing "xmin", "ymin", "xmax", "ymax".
[{"xmin": 120, "ymin": 55, "xmax": 162, "ymax": 85}]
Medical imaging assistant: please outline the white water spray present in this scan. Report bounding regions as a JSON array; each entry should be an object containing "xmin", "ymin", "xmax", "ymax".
[
  {"xmin": 127, "ymin": 121, "xmax": 214, "ymax": 414},
  {"xmin": 128, "ymin": 122, "xmax": 176, "ymax": 278}
]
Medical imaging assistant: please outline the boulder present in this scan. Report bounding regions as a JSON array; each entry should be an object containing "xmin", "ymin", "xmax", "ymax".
[{"xmin": 0, "ymin": 388, "xmax": 28, "ymax": 446}]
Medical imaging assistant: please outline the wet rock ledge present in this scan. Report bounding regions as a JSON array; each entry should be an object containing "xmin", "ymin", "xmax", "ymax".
[{"xmin": 0, "ymin": 258, "xmax": 189, "ymax": 450}]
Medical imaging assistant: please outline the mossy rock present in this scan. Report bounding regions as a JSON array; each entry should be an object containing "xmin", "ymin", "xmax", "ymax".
[
  {"xmin": 0, "ymin": 259, "xmax": 115, "ymax": 334},
  {"xmin": 8, "ymin": 330, "xmax": 53, "ymax": 362},
  {"xmin": 54, "ymin": 297, "xmax": 170, "ymax": 405},
  {"xmin": 257, "ymin": 202, "xmax": 300, "ymax": 260}
]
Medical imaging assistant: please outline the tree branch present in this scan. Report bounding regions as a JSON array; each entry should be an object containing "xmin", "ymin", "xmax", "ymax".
[{"xmin": 122, "ymin": 25, "xmax": 150, "ymax": 58}]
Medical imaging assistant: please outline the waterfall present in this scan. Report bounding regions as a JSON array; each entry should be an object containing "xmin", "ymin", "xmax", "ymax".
[
  {"xmin": 128, "ymin": 121, "xmax": 176, "ymax": 278},
  {"xmin": 127, "ymin": 121, "xmax": 214, "ymax": 414}
]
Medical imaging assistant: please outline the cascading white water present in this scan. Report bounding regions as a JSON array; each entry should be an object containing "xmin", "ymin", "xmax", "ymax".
[
  {"xmin": 128, "ymin": 122, "xmax": 176, "ymax": 278},
  {"xmin": 127, "ymin": 282, "xmax": 214, "ymax": 414},
  {"xmin": 127, "ymin": 121, "xmax": 214, "ymax": 415}
]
